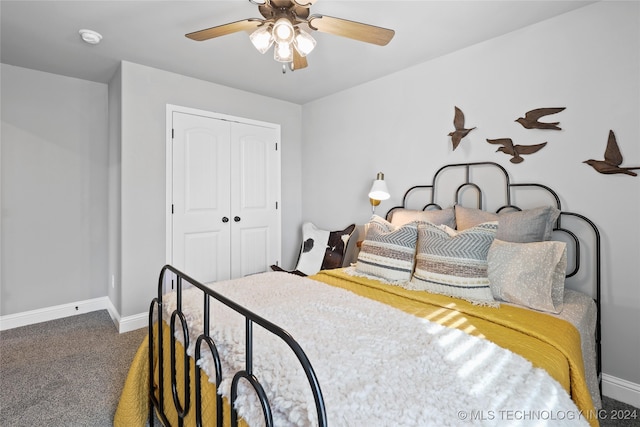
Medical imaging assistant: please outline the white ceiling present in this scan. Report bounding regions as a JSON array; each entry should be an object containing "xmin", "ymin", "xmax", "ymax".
[{"xmin": 1, "ymin": 1, "xmax": 595, "ymax": 105}]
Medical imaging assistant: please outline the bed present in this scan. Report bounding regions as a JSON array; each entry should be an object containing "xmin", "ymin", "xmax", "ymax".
[{"xmin": 115, "ymin": 161, "xmax": 602, "ymax": 427}]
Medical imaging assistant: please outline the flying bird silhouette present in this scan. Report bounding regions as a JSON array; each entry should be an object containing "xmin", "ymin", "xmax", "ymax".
[
  {"xmin": 516, "ymin": 107, "xmax": 566, "ymax": 130},
  {"xmin": 448, "ymin": 106, "xmax": 476, "ymax": 150},
  {"xmin": 584, "ymin": 130, "xmax": 639, "ymax": 176},
  {"xmin": 487, "ymin": 138, "xmax": 547, "ymax": 164}
]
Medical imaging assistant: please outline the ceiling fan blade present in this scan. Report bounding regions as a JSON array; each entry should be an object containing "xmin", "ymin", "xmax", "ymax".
[
  {"xmin": 307, "ymin": 15, "xmax": 395, "ymax": 46},
  {"xmin": 292, "ymin": 50, "xmax": 308, "ymax": 70},
  {"xmin": 186, "ymin": 19, "xmax": 262, "ymax": 41}
]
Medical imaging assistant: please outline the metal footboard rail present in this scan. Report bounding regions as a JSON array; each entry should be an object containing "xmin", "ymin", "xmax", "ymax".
[{"xmin": 148, "ymin": 265, "xmax": 327, "ymax": 427}]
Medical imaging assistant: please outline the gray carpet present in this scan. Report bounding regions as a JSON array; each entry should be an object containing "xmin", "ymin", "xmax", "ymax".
[
  {"xmin": 0, "ymin": 310, "xmax": 146, "ymax": 426},
  {"xmin": 1, "ymin": 309, "xmax": 638, "ymax": 426},
  {"xmin": 599, "ymin": 396, "xmax": 640, "ymax": 427}
]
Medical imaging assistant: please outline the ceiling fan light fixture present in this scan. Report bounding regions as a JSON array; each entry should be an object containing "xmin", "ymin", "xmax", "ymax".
[
  {"xmin": 249, "ymin": 25, "xmax": 273, "ymax": 54},
  {"xmin": 185, "ymin": 1, "xmax": 395, "ymax": 72},
  {"xmin": 293, "ymin": 28, "xmax": 316, "ymax": 57},
  {"xmin": 272, "ymin": 18, "xmax": 294, "ymax": 44},
  {"xmin": 274, "ymin": 41, "xmax": 293, "ymax": 63}
]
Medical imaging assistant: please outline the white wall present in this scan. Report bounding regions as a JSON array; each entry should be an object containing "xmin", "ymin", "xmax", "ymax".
[
  {"xmin": 117, "ymin": 61, "xmax": 303, "ymax": 317},
  {"xmin": 301, "ymin": 1, "xmax": 640, "ymax": 392},
  {"xmin": 107, "ymin": 65, "xmax": 122, "ymax": 313},
  {"xmin": 0, "ymin": 60, "xmax": 303, "ymax": 325},
  {"xmin": 0, "ymin": 64, "xmax": 109, "ymax": 315}
]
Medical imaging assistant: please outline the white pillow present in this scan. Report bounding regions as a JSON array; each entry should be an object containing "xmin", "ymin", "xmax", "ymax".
[
  {"xmin": 295, "ymin": 222, "xmax": 331, "ymax": 275},
  {"xmin": 488, "ymin": 239, "xmax": 567, "ymax": 313}
]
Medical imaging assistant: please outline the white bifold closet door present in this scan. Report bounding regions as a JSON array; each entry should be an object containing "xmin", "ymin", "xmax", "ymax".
[{"xmin": 171, "ymin": 111, "xmax": 280, "ymax": 284}]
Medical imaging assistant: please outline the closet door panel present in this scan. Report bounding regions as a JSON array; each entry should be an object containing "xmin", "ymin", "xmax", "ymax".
[
  {"xmin": 230, "ymin": 122, "xmax": 280, "ymax": 278},
  {"xmin": 183, "ymin": 232, "xmax": 223, "ymax": 284},
  {"xmin": 237, "ymin": 226, "xmax": 270, "ymax": 278},
  {"xmin": 172, "ymin": 112, "xmax": 232, "ymax": 283}
]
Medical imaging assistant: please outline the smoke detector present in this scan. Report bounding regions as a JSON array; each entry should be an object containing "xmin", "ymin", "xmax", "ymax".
[{"xmin": 79, "ymin": 29, "xmax": 102, "ymax": 45}]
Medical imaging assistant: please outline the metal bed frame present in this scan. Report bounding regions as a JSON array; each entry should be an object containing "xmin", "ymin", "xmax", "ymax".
[
  {"xmin": 148, "ymin": 264, "xmax": 328, "ymax": 427},
  {"xmin": 148, "ymin": 161, "xmax": 601, "ymax": 427},
  {"xmin": 386, "ymin": 161, "xmax": 601, "ymax": 391}
]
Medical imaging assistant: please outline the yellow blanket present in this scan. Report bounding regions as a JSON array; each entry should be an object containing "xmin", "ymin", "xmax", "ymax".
[
  {"xmin": 115, "ymin": 322, "xmax": 248, "ymax": 427},
  {"xmin": 115, "ymin": 269, "xmax": 597, "ymax": 426},
  {"xmin": 114, "ymin": 334, "xmax": 150, "ymax": 427},
  {"xmin": 313, "ymin": 269, "xmax": 597, "ymax": 426}
]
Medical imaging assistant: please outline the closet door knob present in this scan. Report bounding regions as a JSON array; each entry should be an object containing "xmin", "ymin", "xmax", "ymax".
[
  {"xmin": 222, "ymin": 217, "xmax": 229, "ymax": 223},
  {"xmin": 234, "ymin": 216, "xmax": 241, "ymax": 222}
]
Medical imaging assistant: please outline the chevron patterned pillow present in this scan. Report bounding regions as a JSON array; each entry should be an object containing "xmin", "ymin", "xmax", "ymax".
[
  {"xmin": 356, "ymin": 216, "xmax": 418, "ymax": 283},
  {"xmin": 409, "ymin": 221, "xmax": 498, "ymax": 305}
]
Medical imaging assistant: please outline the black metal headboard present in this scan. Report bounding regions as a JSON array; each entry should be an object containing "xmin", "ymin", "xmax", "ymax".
[{"xmin": 385, "ymin": 161, "xmax": 601, "ymax": 387}]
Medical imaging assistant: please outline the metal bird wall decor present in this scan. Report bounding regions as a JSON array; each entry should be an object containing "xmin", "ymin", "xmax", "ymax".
[
  {"xmin": 584, "ymin": 130, "xmax": 639, "ymax": 176},
  {"xmin": 448, "ymin": 106, "xmax": 476, "ymax": 150},
  {"xmin": 516, "ymin": 107, "xmax": 566, "ymax": 130},
  {"xmin": 486, "ymin": 138, "xmax": 547, "ymax": 164}
]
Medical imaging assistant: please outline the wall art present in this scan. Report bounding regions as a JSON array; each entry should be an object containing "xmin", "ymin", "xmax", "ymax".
[
  {"xmin": 448, "ymin": 106, "xmax": 475, "ymax": 150},
  {"xmin": 516, "ymin": 107, "xmax": 565, "ymax": 130},
  {"xmin": 584, "ymin": 130, "xmax": 639, "ymax": 176},
  {"xmin": 486, "ymin": 138, "xmax": 547, "ymax": 163}
]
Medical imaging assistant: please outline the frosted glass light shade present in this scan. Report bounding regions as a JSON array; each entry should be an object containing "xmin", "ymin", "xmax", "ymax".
[
  {"xmin": 272, "ymin": 18, "xmax": 294, "ymax": 44},
  {"xmin": 274, "ymin": 41, "xmax": 293, "ymax": 62},
  {"xmin": 250, "ymin": 26, "xmax": 273, "ymax": 54},
  {"xmin": 293, "ymin": 28, "xmax": 316, "ymax": 57}
]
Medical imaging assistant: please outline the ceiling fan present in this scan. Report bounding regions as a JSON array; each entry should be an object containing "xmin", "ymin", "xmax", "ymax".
[{"xmin": 185, "ymin": 0, "xmax": 395, "ymax": 72}]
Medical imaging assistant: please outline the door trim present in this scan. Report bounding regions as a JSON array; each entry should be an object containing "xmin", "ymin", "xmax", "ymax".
[{"xmin": 165, "ymin": 104, "xmax": 281, "ymax": 280}]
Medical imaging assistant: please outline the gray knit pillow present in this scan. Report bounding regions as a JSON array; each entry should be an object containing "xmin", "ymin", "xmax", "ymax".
[{"xmin": 455, "ymin": 205, "xmax": 560, "ymax": 243}]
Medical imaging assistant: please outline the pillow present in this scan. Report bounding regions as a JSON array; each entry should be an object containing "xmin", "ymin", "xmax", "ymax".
[
  {"xmin": 409, "ymin": 221, "xmax": 498, "ymax": 305},
  {"xmin": 294, "ymin": 223, "xmax": 356, "ymax": 275},
  {"xmin": 295, "ymin": 222, "xmax": 331, "ymax": 275},
  {"xmin": 455, "ymin": 205, "xmax": 560, "ymax": 243},
  {"xmin": 321, "ymin": 224, "xmax": 356, "ymax": 270},
  {"xmin": 389, "ymin": 207, "xmax": 456, "ymax": 228},
  {"xmin": 356, "ymin": 216, "xmax": 418, "ymax": 283},
  {"xmin": 488, "ymin": 239, "xmax": 567, "ymax": 313}
]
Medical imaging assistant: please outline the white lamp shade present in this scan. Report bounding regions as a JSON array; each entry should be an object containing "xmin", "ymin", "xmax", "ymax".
[
  {"xmin": 368, "ymin": 179, "xmax": 390, "ymax": 201},
  {"xmin": 250, "ymin": 26, "xmax": 273, "ymax": 54}
]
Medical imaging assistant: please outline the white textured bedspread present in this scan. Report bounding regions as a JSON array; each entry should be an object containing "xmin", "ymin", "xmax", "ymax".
[{"xmin": 163, "ymin": 272, "xmax": 588, "ymax": 426}]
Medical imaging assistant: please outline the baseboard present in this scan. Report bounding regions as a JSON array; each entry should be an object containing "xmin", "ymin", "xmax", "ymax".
[
  {"xmin": 603, "ymin": 373, "xmax": 640, "ymax": 408},
  {"xmin": 0, "ymin": 297, "xmax": 111, "ymax": 331},
  {"xmin": 118, "ymin": 312, "xmax": 148, "ymax": 333},
  {"xmin": 0, "ymin": 297, "xmax": 147, "ymax": 334}
]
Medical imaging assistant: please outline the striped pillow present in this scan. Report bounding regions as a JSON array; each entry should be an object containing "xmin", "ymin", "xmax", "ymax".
[
  {"xmin": 409, "ymin": 221, "xmax": 498, "ymax": 305},
  {"xmin": 356, "ymin": 216, "xmax": 418, "ymax": 283}
]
